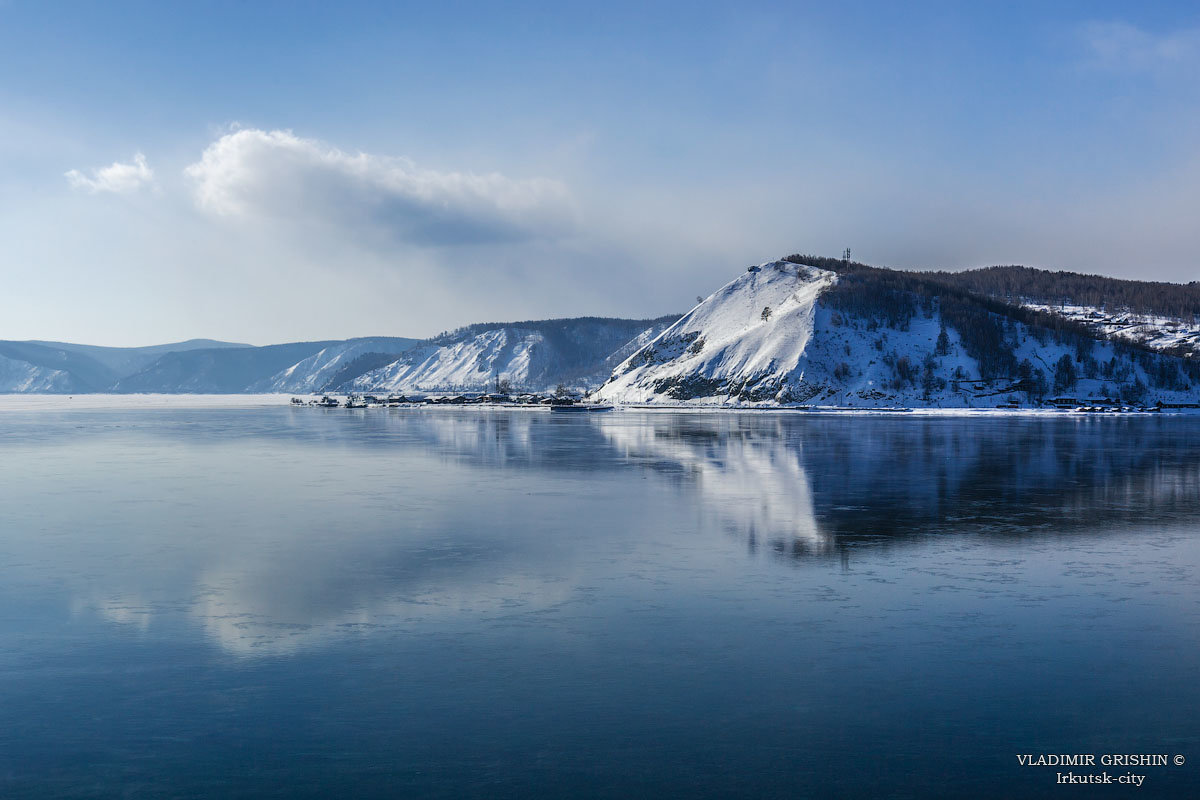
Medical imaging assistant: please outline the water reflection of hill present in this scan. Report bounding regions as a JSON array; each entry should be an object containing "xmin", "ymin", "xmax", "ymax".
[
  {"xmin": 596, "ymin": 414, "xmax": 829, "ymax": 556},
  {"xmin": 286, "ymin": 410, "xmax": 1200, "ymax": 559},
  {"xmin": 13, "ymin": 407, "xmax": 1199, "ymax": 658},
  {"xmin": 596, "ymin": 414, "xmax": 1200, "ymax": 562}
]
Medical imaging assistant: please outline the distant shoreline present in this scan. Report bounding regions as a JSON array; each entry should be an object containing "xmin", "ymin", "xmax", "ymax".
[{"xmin": 1, "ymin": 393, "xmax": 1196, "ymax": 417}]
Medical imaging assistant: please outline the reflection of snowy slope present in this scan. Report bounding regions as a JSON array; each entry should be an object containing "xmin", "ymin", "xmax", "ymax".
[
  {"xmin": 412, "ymin": 409, "xmax": 536, "ymax": 463},
  {"xmin": 13, "ymin": 407, "xmax": 1200, "ymax": 659},
  {"xmin": 596, "ymin": 415, "xmax": 826, "ymax": 550}
]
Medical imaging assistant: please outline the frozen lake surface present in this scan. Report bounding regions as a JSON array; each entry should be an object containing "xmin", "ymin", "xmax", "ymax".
[{"xmin": 1, "ymin": 401, "xmax": 1198, "ymax": 797}]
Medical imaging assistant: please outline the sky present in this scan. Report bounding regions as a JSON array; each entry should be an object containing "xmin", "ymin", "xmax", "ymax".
[{"xmin": 1, "ymin": 0, "xmax": 1199, "ymax": 346}]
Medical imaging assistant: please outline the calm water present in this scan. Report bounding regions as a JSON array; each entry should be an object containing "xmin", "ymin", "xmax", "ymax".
[{"xmin": 1, "ymin": 404, "xmax": 1198, "ymax": 798}]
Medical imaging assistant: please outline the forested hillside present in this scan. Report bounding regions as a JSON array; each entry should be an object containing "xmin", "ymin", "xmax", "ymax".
[{"xmin": 597, "ymin": 259, "xmax": 1200, "ymax": 407}]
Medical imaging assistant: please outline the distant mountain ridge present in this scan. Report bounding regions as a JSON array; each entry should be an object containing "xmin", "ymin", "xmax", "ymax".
[
  {"xmin": 0, "ymin": 318, "xmax": 678, "ymax": 394},
  {"xmin": 113, "ymin": 341, "xmax": 345, "ymax": 393},
  {"xmin": 25, "ymin": 338, "xmax": 252, "ymax": 376},
  {"xmin": 0, "ymin": 338, "xmax": 251, "ymax": 393},
  {"xmin": 4, "ymin": 256, "xmax": 1199, "ymax": 402},
  {"xmin": 347, "ymin": 316, "xmax": 679, "ymax": 393}
]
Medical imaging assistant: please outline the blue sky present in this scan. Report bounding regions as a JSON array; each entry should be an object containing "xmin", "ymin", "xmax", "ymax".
[{"xmin": 2, "ymin": 1, "xmax": 1199, "ymax": 345}]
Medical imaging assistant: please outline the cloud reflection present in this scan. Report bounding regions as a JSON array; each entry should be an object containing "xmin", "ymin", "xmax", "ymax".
[{"xmin": 6, "ymin": 409, "xmax": 1200, "ymax": 657}]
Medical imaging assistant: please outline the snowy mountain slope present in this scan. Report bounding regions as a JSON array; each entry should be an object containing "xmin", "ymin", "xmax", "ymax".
[
  {"xmin": 1022, "ymin": 303, "xmax": 1200, "ymax": 357},
  {"xmin": 589, "ymin": 317, "xmax": 677, "ymax": 383},
  {"xmin": 0, "ymin": 353, "xmax": 77, "ymax": 393},
  {"xmin": 350, "ymin": 329, "xmax": 543, "ymax": 393},
  {"xmin": 0, "ymin": 340, "xmax": 124, "ymax": 391},
  {"xmin": 890, "ymin": 262, "xmax": 1200, "ymax": 358},
  {"xmin": 113, "ymin": 341, "xmax": 340, "ymax": 393},
  {"xmin": 594, "ymin": 260, "xmax": 1200, "ymax": 408},
  {"xmin": 0, "ymin": 339, "xmax": 251, "ymax": 394},
  {"xmin": 349, "ymin": 316, "xmax": 679, "ymax": 393},
  {"xmin": 249, "ymin": 337, "xmax": 419, "ymax": 392},
  {"xmin": 596, "ymin": 262, "xmax": 837, "ymax": 403}
]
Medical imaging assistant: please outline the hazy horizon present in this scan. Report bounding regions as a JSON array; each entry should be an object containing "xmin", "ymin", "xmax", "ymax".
[
  {"xmin": 4, "ymin": 1, "xmax": 1200, "ymax": 346},
  {"xmin": 7, "ymin": 254, "xmax": 1199, "ymax": 350}
]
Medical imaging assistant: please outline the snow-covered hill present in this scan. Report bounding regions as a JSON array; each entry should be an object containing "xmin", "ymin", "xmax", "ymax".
[
  {"xmin": 1023, "ymin": 303, "xmax": 1200, "ymax": 357},
  {"xmin": 112, "ymin": 341, "xmax": 340, "ymax": 393},
  {"xmin": 27, "ymin": 338, "xmax": 251, "ymax": 378},
  {"xmin": 0, "ymin": 339, "xmax": 250, "ymax": 393},
  {"xmin": 349, "ymin": 317, "xmax": 677, "ymax": 394},
  {"xmin": 0, "ymin": 353, "xmax": 75, "ymax": 393},
  {"xmin": 594, "ymin": 261, "xmax": 1200, "ymax": 408},
  {"xmin": 596, "ymin": 262, "xmax": 835, "ymax": 403},
  {"xmin": 7, "ymin": 258, "xmax": 1197, "ymax": 404},
  {"xmin": 0, "ymin": 318, "xmax": 675, "ymax": 395},
  {"xmin": 911, "ymin": 262, "xmax": 1200, "ymax": 359},
  {"xmin": 249, "ymin": 337, "xmax": 419, "ymax": 392}
]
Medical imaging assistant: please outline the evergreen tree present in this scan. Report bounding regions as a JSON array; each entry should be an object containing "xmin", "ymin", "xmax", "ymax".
[
  {"xmin": 1052, "ymin": 354, "xmax": 1077, "ymax": 394},
  {"xmin": 935, "ymin": 327, "xmax": 951, "ymax": 356}
]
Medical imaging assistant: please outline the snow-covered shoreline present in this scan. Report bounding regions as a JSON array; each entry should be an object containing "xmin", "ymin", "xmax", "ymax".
[
  {"xmin": 611, "ymin": 404, "xmax": 1199, "ymax": 416},
  {"xmin": 3, "ymin": 393, "xmax": 1195, "ymax": 419}
]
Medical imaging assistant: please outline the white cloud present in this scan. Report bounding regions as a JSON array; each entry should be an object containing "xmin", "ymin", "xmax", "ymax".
[
  {"xmin": 65, "ymin": 152, "xmax": 154, "ymax": 193},
  {"xmin": 1081, "ymin": 21, "xmax": 1200, "ymax": 72},
  {"xmin": 184, "ymin": 128, "xmax": 573, "ymax": 246}
]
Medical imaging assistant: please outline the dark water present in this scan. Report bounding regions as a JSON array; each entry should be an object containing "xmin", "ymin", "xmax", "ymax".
[{"xmin": 1, "ymin": 406, "xmax": 1198, "ymax": 798}]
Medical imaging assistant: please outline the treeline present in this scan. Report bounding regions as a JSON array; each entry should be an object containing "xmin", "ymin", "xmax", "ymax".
[
  {"xmin": 784, "ymin": 253, "xmax": 1196, "ymax": 391},
  {"xmin": 929, "ymin": 265, "xmax": 1200, "ymax": 320},
  {"xmin": 784, "ymin": 253, "xmax": 1200, "ymax": 320},
  {"xmin": 787, "ymin": 253, "xmax": 1103, "ymax": 367},
  {"xmin": 785, "ymin": 253, "xmax": 1181, "ymax": 355}
]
